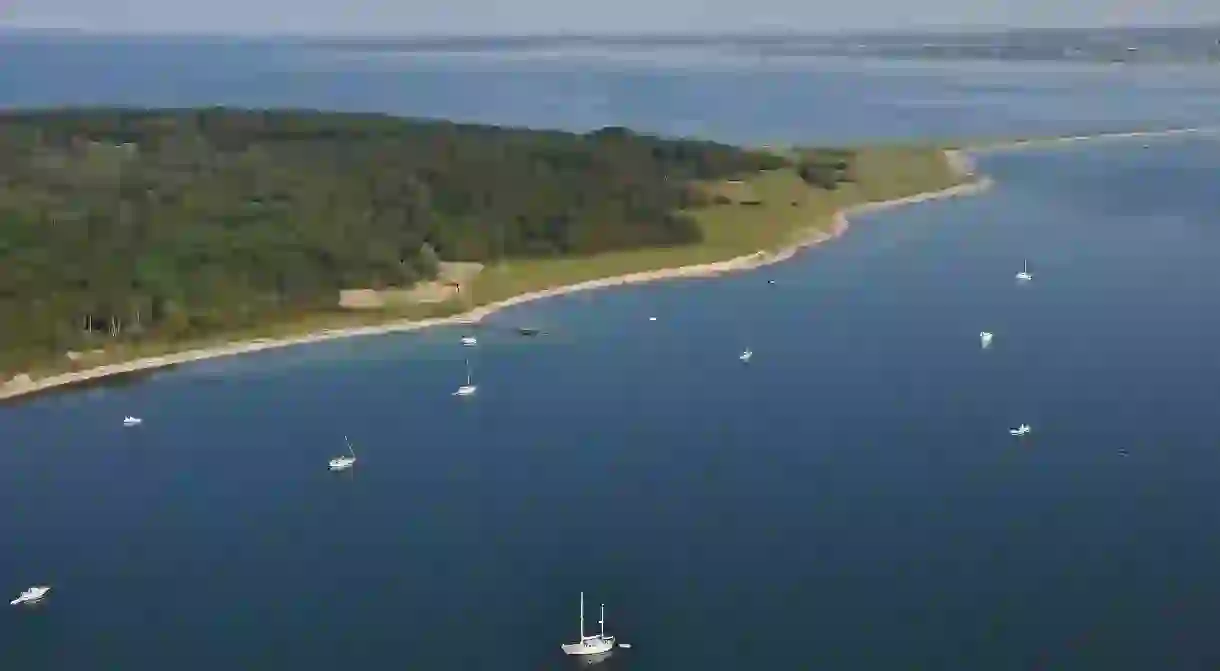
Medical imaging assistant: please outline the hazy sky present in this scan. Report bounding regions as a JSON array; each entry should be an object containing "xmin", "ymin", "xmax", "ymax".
[{"xmin": 3, "ymin": 0, "xmax": 1219, "ymax": 35}]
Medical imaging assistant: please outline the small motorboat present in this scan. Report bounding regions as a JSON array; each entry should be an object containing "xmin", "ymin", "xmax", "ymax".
[
  {"xmin": 739, "ymin": 349, "xmax": 753, "ymax": 363},
  {"xmin": 10, "ymin": 586, "xmax": 50, "ymax": 606},
  {"xmin": 1009, "ymin": 424, "xmax": 1031, "ymax": 437},
  {"xmin": 619, "ymin": 643, "xmax": 633, "ymax": 649},
  {"xmin": 980, "ymin": 332, "xmax": 994, "ymax": 349},
  {"xmin": 648, "ymin": 316, "xmax": 657, "ymax": 322},
  {"xmin": 517, "ymin": 327, "xmax": 540, "ymax": 337},
  {"xmin": 123, "ymin": 416, "xmax": 142, "ymax": 427},
  {"xmin": 767, "ymin": 279, "xmax": 776, "ymax": 285},
  {"xmin": 460, "ymin": 335, "xmax": 478, "ymax": 347}
]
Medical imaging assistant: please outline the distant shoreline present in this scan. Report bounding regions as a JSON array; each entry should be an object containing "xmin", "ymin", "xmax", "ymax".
[
  {"xmin": 0, "ymin": 127, "xmax": 1199, "ymax": 402},
  {"xmin": 967, "ymin": 126, "xmax": 1216, "ymax": 153}
]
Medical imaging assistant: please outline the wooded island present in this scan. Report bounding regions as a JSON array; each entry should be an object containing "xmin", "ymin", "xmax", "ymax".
[{"xmin": 0, "ymin": 108, "xmax": 955, "ymax": 377}]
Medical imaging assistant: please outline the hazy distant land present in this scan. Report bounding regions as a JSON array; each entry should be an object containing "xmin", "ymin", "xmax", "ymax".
[{"xmin": 303, "ymin": 26, "xmax": 1220, "ymax": 64}]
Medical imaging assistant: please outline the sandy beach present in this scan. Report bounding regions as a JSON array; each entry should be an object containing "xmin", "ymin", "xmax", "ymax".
[{"xmin": 0, "ymin": 131, "xmax": 1184, "ymax": 402}]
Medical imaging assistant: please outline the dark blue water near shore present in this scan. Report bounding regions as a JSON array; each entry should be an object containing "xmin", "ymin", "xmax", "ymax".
[{"xmin": 4, "ymin": 41, "xmax": 1220, "ymax": 670}]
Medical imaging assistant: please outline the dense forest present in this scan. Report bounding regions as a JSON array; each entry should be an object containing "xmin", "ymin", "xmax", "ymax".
[{"xmin": 0, "ymin": 107, "xmax": 793, "ymax": 369}]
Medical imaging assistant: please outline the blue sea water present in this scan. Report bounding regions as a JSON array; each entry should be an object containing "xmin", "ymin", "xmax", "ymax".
[{"xmin": 3, "ymin": 39, "xmax": 1220, "ymax": 669}]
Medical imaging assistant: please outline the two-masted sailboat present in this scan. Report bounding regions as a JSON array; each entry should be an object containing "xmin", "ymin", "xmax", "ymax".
[{"xmin": 561, "ymin": 591, "xmax": 615, "ymax": 655}]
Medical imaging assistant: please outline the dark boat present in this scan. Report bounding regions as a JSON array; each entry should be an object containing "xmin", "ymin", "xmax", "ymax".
[{"xmin": 517, "ymin": 327, "xmax": 540, "ymax": 336}]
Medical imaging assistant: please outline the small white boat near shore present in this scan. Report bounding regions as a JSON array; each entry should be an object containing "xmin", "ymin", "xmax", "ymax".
[
  {"xmin": 460, "ymin": 335, "xmax": 477, "ymax": 346},
  {"xmin": 453, "ymin": 357, "xmax": 478, "ymax": 397},
  {"xmin": 10, "ymin": 586, "xmax": 50, "ymax": 606},
  {"xmin": 123, "ymin": 416, "xmax": 142, "ymax": 427}
]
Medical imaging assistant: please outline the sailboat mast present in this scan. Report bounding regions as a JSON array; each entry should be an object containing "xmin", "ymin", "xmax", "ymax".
[
  {"xmin": 600, "ymin": 603, "xmax": 605, "ymax": 638},
  {"xmin": 345, "ymin": 435, "xmax": 355, "ymax": 458},
  {"xmin": 465, "ymin": 357, "xmax": 472, "ymax": 385},
  {"xmin": 579, "ymin": 592, "xmax": 585, "ymax": 639}
]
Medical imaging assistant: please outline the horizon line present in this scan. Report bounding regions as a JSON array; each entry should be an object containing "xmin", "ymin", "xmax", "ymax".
[{"xmin": 2, "ymin": 22, "xmax": 1219, "ymax": 41}]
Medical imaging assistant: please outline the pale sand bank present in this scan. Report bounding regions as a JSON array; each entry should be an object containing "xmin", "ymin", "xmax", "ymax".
[
  {"xmin": 973, "ymin": 126, "xmax": 1217, "ymax": 153},
  {"xmin": 2, "ymin": 129, "xmax": 1186, "ymax": 402}
]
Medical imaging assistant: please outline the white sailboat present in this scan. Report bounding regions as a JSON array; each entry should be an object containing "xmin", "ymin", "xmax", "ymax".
[
  {"xmin": 980, "ymin": 331, "xmax": 994, "ymax": 349},
  {"xmin": 561, "ymin": 592, "xmax": 615, "ymax": 656},
  {"xmin": 1016, "ymin": 259, "xmax": 1033, "ymax": 282},
  {"xmin": 453, "ymin": 357, "xmax": 478, "ymax": 397},
  {"xmin": 123, "ymin": 416, "xmax": 142, "ymax": 427},
  {"xmin": 739, "ymin": 349, "xmax": 753, "ymax": 363},
  {"xmin": 328, "ymin": 435, "xmax": 357, "ymax": 471},
  {"xmin": 1009, "ymin": 424, "xmax": 1032, "ymax": 437},
  {"xmin": 10, "ymin": 585, "xmax": 50, "ymax": 606},
  {"xmin": 460, "ymin": 335, "xmax": 478, "ymax": 347}
]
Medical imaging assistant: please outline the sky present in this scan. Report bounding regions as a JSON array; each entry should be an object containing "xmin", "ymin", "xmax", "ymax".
[{"xmin": 2, "ymin": 0, "xmax": 1219, "ymax": 36}]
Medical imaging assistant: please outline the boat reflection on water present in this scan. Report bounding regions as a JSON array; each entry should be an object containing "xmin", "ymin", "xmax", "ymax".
[{"xmin": 570, "ymin": 649, "xmax": 614, "ymax": 667}]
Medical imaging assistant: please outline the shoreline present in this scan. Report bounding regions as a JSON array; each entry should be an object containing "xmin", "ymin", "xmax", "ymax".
[
  {"xmin": 0, "ymin": 127, "xmax": 1194, "ymax": 402},
  {"xmin": 0, "ymin": 150, "xmax": 985, "ymax": 402}
]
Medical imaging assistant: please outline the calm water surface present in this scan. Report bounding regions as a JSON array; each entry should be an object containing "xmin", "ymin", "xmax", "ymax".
[{"xmin": 3, "ymin": 41, "xmax": 1220, "ymax": 669}]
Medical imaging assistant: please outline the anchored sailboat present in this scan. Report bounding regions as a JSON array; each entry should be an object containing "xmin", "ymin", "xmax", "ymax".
[
  {"xmin": 561, "ymin": 592, "xmax": 615, "ymax": 656},
  {"xmin": 328, "ymin": 435, "xmax": 357, "ymax": 471},
  {"xmin": 1016, "ymin": 259, "xmax": 1033, "ymax": 282},
  {"xmin": 453, "ymin": 357, "xmax": 478, "ymax": 397}
]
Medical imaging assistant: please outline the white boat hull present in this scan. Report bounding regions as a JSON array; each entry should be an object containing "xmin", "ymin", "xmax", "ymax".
[
  {"xmin": 329, "ymin": 458, "xmax": 356, "ymax": 471},
  {"xmin": 454, "ymin": 385, "xmax": 477, "ymax": 396},
  {"xmin": 11, "ymin": 587, "xmax": 50, "ymax": 606},
  {"xmin": 562, "ymin": 636, "xmax": 616, "ymax": 655}
]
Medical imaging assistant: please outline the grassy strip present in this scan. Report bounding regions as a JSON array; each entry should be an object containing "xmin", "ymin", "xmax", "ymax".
[{"xmin": 469, "ymin": 146, "xmax": 963, "ymax": 304}]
